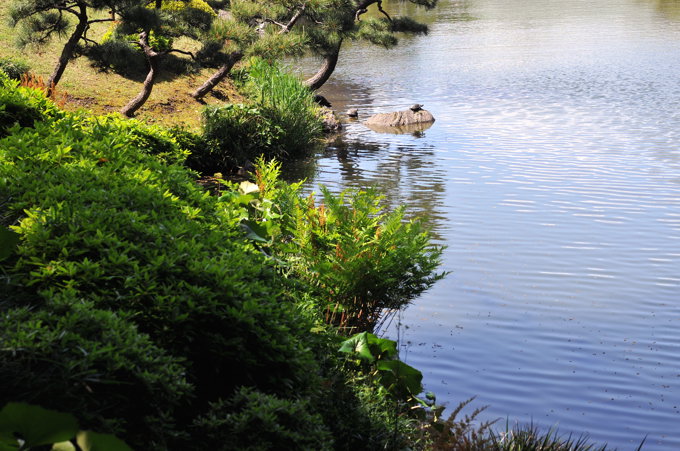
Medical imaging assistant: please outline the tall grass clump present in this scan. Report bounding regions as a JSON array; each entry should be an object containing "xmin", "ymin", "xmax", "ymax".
[
  {"xmin": 489, "ymin": 422, "xmax": 621, "ymax": 451},
  {"xmin": 245, "ymin": 57, "xmax": 323, "ymax": 155},
  {"xmin": 195, "ymin": 58, "xmax": 323, "ymax": 174}
]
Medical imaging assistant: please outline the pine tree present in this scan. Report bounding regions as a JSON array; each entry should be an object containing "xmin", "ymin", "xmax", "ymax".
[
  {"xmin": 302, "ymin": 0, "xmax": 435, "ymax": 91},
  {"xmin": 8, "ymin": 0, "xmax": 133, "ymax": 93},
  {"xmin": 191, "ymin": 0, "xmax": 309, "ymax": 101},
  {"xmin": 191, "ymin": 0, "xmax": 436, "ymax": 99},
  {"xmin": 113, "ymin": 0, "xmax": 216, "ymax": 116}
]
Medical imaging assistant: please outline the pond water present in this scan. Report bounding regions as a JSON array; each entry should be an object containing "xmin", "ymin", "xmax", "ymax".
[{"xmin": 292, "ymin": 0, "xmax": 680, "ymax": 448}]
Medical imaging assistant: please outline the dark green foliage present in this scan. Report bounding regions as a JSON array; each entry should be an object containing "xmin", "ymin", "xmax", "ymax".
[
  {"xmin": 193, "ymin": 387, "xmax": 333, "ymax": 451},
  {"xmin": 0, "ymin": 82, "xmax": 319, "ymax": 448},
  {"xmin": 0, "ymin": 304, "xmax": 189, "ymax": 445},
  {"xmin": 199, "ymin": 103, "xmax": 283, "ymax": 172},
  {"xmin": 86, "ymin": 39, "xmax": 149, "ymax": 77},
  {"xmin": 0, "ymin": 57, "xmax": 30, "ymax": 80}
]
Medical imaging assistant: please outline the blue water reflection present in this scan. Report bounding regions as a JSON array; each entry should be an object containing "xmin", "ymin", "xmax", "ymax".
[{"xmin": 292, "ymin": 0, "xmax": 680, "ymax": 448}]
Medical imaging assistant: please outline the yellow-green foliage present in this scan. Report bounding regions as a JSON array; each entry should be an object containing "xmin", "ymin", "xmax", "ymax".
[{"xmin": 161, "ymin": 0, "xmax": 216, "ymax": 16}]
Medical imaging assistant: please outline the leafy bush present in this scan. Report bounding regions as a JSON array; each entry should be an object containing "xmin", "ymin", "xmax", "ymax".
[
  {"xmin": 198, "ymin": 103, "xmax": 283, "ymax": 172},
  {"xmin": 0, "ymin": 71, "xmax": 62, "ymax": 137},
  {"xmin": 193, "ymin": 387, "xmax": 333, "ymax": 451},
  {"xmin": 0, "ymin": 56, "xmax": 30, "ymax": 80},
  {"xmin": 0, "ymin": 83, "xmax": 320, "ymax": 448},
  {"xmin": 195, "ymin": 59, "xmax": 323, "ymax": 174},
  {"xmin": 0, "ymin": 303, "xmax": 189, "ymax": 444}
]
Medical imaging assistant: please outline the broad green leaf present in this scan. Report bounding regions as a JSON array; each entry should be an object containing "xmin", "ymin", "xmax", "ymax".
[
  {"xmin": 370, "ymin": 335, "xmax": 398, "ymax": 359},
  {"xmin": 376, "ymin": 360, "xmax": 423, "ymax": 395},
  {"xmin": 76, "ymin": 431, "xmax": 133, "ymax": 451},
  {"xmin": 0, "ymin": 228, "xmax": 19, "ymax": 262},
  {"xmin": 0, "ymin": 403, "xmax": 78, "ymax": 448},
  {"xmin": 338, "ymin": 332, "xmax": 376, "ymax": 362},
  {"xmin": 339, "ymin": 332, "xmax": 398, "ymax": 362},
  {"xmin": 240, "ymin": 221, "xmax": 269, "ymax": 242}
]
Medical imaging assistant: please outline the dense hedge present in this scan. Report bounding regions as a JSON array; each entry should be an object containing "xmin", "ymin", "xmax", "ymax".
[{"xmin": 0, "ymin": 73, "xmax": 325, "ymax": 448}]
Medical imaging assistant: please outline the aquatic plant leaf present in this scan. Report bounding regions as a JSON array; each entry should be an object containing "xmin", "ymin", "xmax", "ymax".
[
  {"xmin": 240, "ymin": 221, "xmax": 270, "ymax": 242},
  {"xmin": 52, "ymin": 441, "xmax": 77, "ymax": 451},
  {"xmin": 376, "ymin": 360, "xmax": 423, "ymax": 396},
  {"xmin": 0, "ymin": 403, "xmax": 78, "ymax": 448},
  {"xmin": 76, "ymin": 430, "xmax": 133, "ymax": 451},
  {"xmin": 339, "ymin": 332, "xmax": 376, "ymax": 362},
  {"xmin": 339, "ymin": 332, "xmax": 398, "ymax": 362}
]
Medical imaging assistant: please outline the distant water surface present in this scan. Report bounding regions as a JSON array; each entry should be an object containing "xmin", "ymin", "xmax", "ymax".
[{"xmin": 291, "ymin": 0, "xmax": 680, "ymax": 448}]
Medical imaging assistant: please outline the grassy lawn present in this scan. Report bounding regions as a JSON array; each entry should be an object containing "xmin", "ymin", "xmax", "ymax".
[{"xmin": 0, "ymin": 3, "xmax": 241, "ymax": 129}]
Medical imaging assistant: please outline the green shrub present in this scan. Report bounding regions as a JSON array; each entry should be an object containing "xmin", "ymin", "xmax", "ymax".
[
  {"xmin": 198, "ymin": 103, "xmax": 283, "ymax": 173},
  {"xmin": 0, "ymin": 90, "xmax": 319, "ymax": 448},
  {"xmin": 89, "ymin": 114, "xmax": 190, "ymax": 165},
  {"xmin": 0, "ymin": 57, "xmax": 30, "ymax": 80},
  {"xmin": 0, "ymin": 301, "xmax": 190, "ymax": 445},
  {"xmin": 193, "ymin": 387, "xmax": 333, "ymax": 451},
  {"xmin": 195, "ymin": 59, "xmax": 323, "ymax": 174},
  {"xmin": 0, "ymin": 71, "xmax": 63, "ymax": 137}
]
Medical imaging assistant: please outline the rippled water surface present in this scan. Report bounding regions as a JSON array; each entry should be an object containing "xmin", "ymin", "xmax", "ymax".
[{"xmin": 292, "ymin": 0, "xmax": 680, "ymax": 448}]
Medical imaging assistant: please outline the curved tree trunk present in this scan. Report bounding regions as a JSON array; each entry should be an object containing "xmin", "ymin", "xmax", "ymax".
[
  {"xmin": 46, "ymin": 4, "xmax": 89, "ymax": 95},
  {"xmin": 303, "ymin": 40, "xmax": 343, "ymax": 91},
  {"xmin": 121, "ymin": 32, "xmax": 160, "ymax": 117},
  {"xmin": 191, "ymin": 51, "xmax": 243, "ymax": 101}
]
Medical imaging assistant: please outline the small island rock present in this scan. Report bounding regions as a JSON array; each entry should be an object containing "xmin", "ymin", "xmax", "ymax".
[{"xmin": 365, "ymin": 108, "xmax": 434, "ymax": 128}]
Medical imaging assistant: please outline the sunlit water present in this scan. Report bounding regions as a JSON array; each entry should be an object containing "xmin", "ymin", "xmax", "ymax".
[{"xmin": 290, "ymin": 0, "xmax": 680, "ymax": 448}]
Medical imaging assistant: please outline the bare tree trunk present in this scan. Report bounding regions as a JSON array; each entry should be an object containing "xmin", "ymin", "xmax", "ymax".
[
  {"xmin": 121, "ymin": 32, "xmax": 160, "ymax": 117},
  {"xmin": 191, "ymin": 51, "xmax": 243, "ymax": 101},
  {"xmin": 46, "ymin": 4, "xmax": 89, "ymax": 95},
  {"xmin": 303, "ymin": 40, "xmax": 342, "ymax": 91}
]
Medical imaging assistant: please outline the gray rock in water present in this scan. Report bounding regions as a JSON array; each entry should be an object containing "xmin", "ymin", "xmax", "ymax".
[
  {"xmin": 346, "ymin": 108, "xmax": 359, "ymax": 118},
  {"xmin": 365, "ymin": 108, "xmax": 435, "ymax": 128}
]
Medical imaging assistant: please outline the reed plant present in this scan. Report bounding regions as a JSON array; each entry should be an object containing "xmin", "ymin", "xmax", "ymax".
[
  {"xmin": 244, "ymin": 57, "xmax": 323, "ymax": 157},
  {"xmin": 489, "ymin": 422, "xmax": 619, "ymax": 451}
]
